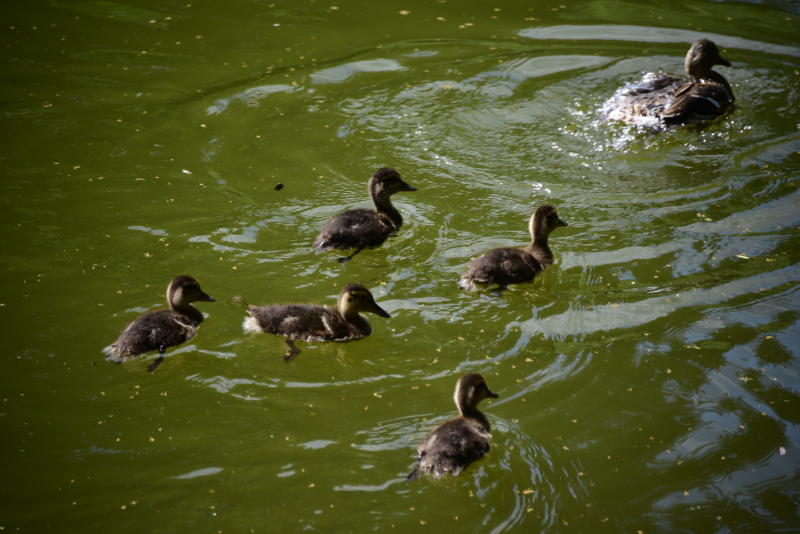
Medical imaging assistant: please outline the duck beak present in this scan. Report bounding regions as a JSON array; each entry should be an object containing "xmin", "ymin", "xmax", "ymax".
[
  {"xmin": 400, "ymin": 182, "xmax": 417, "ymax": 192},
  {"xmin": 487, "ymin": 389, "xmax": 499, "ymax": 399},
  {"xmin": 201, "ymin": 292, "xmax": 215, "ymax": 302},
  {"xmin": 718, "ymin": 55, "xmax": 731, "ymax": 67},
  {"xmin": 371, "ymin": 302, "xmax": 391, "ymax": 318},
  {"xmin": 557, "ymin": 217, "xmax": 568, "ymax": 227}
]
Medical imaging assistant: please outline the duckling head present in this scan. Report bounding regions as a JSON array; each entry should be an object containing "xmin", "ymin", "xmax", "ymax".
[
  {"xmin": 337, "ymin": 283, "xmax": 391, "ymax": 318},
  {"xmin": 685, "ymin": 39, "xmax": 730, "ymax": 79},
  {"xmin": 529, "ymin": 204, "xmax": 568, "ymax": 241},
  {"xmin": 167, "ymin": 275, "xmax": 215, "ymax": 308},
  {"xmin": 454, "ymin": 373, "xmax": 499, "ymax": 414},
  {"xmin": 369, "ymin": 168, "xmax": 417, "ymax": 198}
]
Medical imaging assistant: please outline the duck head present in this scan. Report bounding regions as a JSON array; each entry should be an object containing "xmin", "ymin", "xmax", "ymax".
[
  {"xmin": 167, "ymin": 275, "xmax": 215, "ymax": 309},
  {"xmin": 369, "ymin": 168, "xmax": 417, "ymax": 199},
  {"xmin": 454, "ymin": 373, "xmax": 499, "ymax": 414},
  {"xmin": 337, "ymin": 283, "xmax": 391, "ymax": 318},
  {"xmin": 685, "ymin": 39, "xmax": 731, "ymax": 79},
  {"xmin": 529, "ymin": 204, "xmax": 568, "ymax": 242}
]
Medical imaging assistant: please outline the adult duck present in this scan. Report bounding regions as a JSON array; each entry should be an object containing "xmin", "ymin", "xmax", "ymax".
[{"xmin": 603, "ymin": 38, "xmax": 734, "ymax": 127}]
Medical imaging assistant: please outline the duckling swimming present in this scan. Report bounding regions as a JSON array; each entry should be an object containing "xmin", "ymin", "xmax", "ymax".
[
  {"xmin": 237, "ymin": 283, "xmax": 390, "ymax": 361},
  {"xmin": 459, "ymin": 205, "xmax": 567, "ymax": 291},
  {"xmin": 602, "ymin": 38, "xmax": 734, "ymax": 127},
  {"xmin": 313, "ymin": 167, "xmax": 417, "ymax": 262},
  {"xmin": 103, "ymin": 275, "xmax": 214, "ymax": 372},
  {"xmin": 407, "ymin": 373, "xmax": 499, "ymax": 480}
]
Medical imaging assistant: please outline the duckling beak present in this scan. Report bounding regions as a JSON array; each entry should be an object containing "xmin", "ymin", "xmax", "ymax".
[
  {"xmin": 201, "ymin": 292, "xmax": 215, "ymax": 302},
  {"xmin": 487, "ymin": 389, "xmax": 499, "ymax": 399},
  {"xmin": 718, "ymin": 56, "xmax": 731, "ymax": 67},
  {"xmin": 400, "ymin": 182, "xmax": 417, "ymax": 192},
  {"xmin": 370, "ymin": 302, "xmax": 391, "ymax": 318},
  {"xmin": 557, "ymin": 217, "xmax": 568, "ymax": 227}
]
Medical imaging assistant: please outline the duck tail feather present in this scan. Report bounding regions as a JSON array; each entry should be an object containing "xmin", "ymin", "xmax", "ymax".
[
  {"xmin": 405, "ymin": 463, "xmax": 421, "ymax": 482},
  {"xmin": 232, "ymin": 295, "xmax": 251, "ymax": 312}
]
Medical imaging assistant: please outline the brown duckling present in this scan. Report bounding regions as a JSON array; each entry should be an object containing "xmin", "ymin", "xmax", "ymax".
[
  {"xmin": 604, "ymin": 38, "xmax": 734, "ymax": 127},
  {"xmin": 407, "ymin": 373, "xmax": 499, "ymax": 479},
  {"xmin": 237, "ymin": 283, "xmax": 390, "ymax": 361},
  {"xmin": 459, "ymin": 205, "xmax": 567, "ymax": 291},
  {"xmin": 103, "ymin": 275, "xmax": 214, "ymax": 372},
  {"xmin": 313, "ymin": 167, "xmax": 417, "ymax": 262}
]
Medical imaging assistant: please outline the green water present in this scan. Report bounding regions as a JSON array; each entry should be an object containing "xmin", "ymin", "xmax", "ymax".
[{"xmin": 2, "ymin": 0, "xmax": 799, "ymax": 532}]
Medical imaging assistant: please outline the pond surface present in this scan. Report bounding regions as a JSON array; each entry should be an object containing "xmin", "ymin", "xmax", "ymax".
[{"xmin": 2, "ymin": 0, "xmax": 799, "ymax": 532}]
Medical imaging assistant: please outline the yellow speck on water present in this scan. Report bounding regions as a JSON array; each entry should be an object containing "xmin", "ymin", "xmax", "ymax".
[
  {"xmin": 521, "ymin": 488, "xmax": 535, "ymax": 495},
  {"xmin": 398, "ymin": 10, "xmax": 410, "ymax": 15}
]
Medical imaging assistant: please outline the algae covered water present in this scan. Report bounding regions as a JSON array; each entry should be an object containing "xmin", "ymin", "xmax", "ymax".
[{"xmin": 1, "ymin": 0, "xmax": 799, "ymax": 532}]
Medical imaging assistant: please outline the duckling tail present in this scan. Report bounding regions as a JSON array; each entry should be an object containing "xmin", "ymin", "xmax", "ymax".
[
  {"xmin": 102, "ymin": 343, "xmax": 124, "ymax": 362},
  {"xmin": 232, "ymin": 295, "xmax": 251, "ymax": 312},
  {"xmin": 405, "ymin": 463, "xmax": 421, "ymax": 482},
  {"xmin": 457, "ymin": 276, "xmax": 478, "ymax": 292}
]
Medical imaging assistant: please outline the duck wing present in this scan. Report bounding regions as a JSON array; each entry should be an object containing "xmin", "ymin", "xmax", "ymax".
[
  {"xmin": 106, "ymin": 309, "xmax": 198, "ymax": 358},
  {"xmin": 462, "ymin": 247, "xmax": 542, "ymax": 286},
  {"xmin": 602, "ymin": 73, "xmax": 684, "ymax": 124},
  {"xmin": 313, "ymin": 208, "xmax": 393, "ymax": 251},
  {"xmin": 417, "ymin": 419, "xmax": 490, "ymax": 476},
  {"xmin": 250, "ymin": 304, "xmax": 351, "ymax": 341},
  {"xmin": 663, "ymin": 81, "xmax": 732, "ymax": 125}
]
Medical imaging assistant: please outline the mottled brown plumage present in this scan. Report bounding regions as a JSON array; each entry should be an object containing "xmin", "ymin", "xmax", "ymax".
[
  {"xmin": 313, "ymin": 168, "xmax": 416, "ymax": 262},
  {"xmin": 603, "ymin": 39, "xmax": 734, "ymax": 127},
  {"xmin": 459, "ymin": 205, "xmax": 567, "ymax": 291},
  {"xmin": 408, "ymin": 373, "xmax": 499, "ymax": 479},
  {"xmin": 238, "ymin": 283, "xmax": 390, "ymax": 361},
  {"xmin": 103, "ymin": 275, "xmax": 214, "ymax": 371}
]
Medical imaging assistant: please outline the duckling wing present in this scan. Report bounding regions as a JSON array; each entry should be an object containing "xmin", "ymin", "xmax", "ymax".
[
  {"xmin": 249, "ymin": 304, "xmax": 350, "ymax": 341},
  {"xmin": 663, "ymin": 82, "xmax": 732, "ymax": 125},
  {"xmin": 313, "ymin": 209, "xmax": 392, "ymax": 251},
  {"xmin": 417, "ymin": 419, "xmax": 490, "ymax": 476},
  {"xmin": 462, "ymin": 248, "xmax": 541, "ymax": 286},
  {"xmin": 106, "ymin": 309, "xmax": 198, "ymax": 358}
]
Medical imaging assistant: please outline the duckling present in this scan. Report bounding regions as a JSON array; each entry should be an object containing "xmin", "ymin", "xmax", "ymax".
[
  {"xmin": 459, "ymin": 205, "xmax": 567, "ymax": 291},
  {"xmin": 313, "ymin": 167, "xmax": 417, "ymax": 262},
  {"xmin": 407, "ymin": 373, "xmax": 499, "ymax": 480},
  {"xmin": 103, "ymin": 275, "xmax": 214, "ymax": 372},
  {"xmin": 237, "ymin": 283, "xmax": 390, "ymax": 361},
  {"xmin": 603, "ymin": 38, "xmax": 734, "ymax": 127}
]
